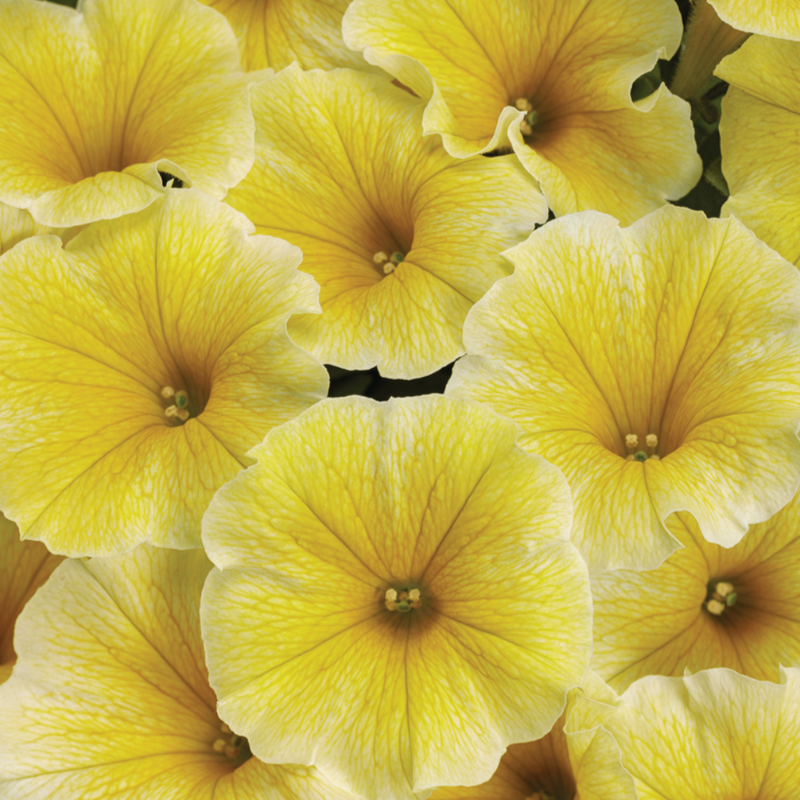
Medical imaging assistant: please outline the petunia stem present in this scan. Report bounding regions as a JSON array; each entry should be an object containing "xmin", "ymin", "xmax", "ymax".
[{"xmin": 670, "ymin": 0, "xmax": 749, "ymax": 100}]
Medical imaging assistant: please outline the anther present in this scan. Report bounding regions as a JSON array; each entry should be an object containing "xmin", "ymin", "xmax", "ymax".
[
  {"xmin": 212, "ymin": 739, "xmax": 226, "ymax": 753},
  {"xmin": 373, "ymin": 251, "xmax": 388, "ymax": 265},
  {"xmin": 646, "ymin": 433, "xmax": 658, "ymax": 448},
  {"xmin": 225, "ymin": 745, "xmax": 240, "ymax": 759},
  {"xmin": 176, "ymin": 408, "xmax": 190, "ymax": 421},
  {"xmin": 165, "ymin": 405, "xmax": 179, "ymax": 418},
  {"xmin": 220, "ymin": 723, "xmax": 232, "ymax": 734},
  {"xmin": 161, "ymin": 386, "xmax": 175, "ymax": 399},
  {"xmin": 625, "ymin": 434, "xmax": 639, "ymax": 449}
]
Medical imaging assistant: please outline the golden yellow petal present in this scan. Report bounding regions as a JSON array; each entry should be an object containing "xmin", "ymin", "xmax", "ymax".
[
  {"xmin": 573, "ymin": 669, "xmax": 800, "ymax": 798},
  {"xmin": 199, "ymin": 0, "xmax": 369, "ymax": 72},
  {"xmin": 0, "ymin": 513, "xmax": 63, "ymax": 682},
  {"xmin": 509, "ymin": 87, "xmax": 700, "ymax": 224},
  {"xmin": 709, "ymin": 0, "xmax": 800, "ymax": 38},
  {"xmin": 718, "ymin": 36, "xmax": 800, "ymax": 266},
  {"xmin": 0, "ymin": 0, "xmax": 254, "ymax": 226},
  {"xmin": 449, "ymin": 206, "xmax": 800, "ymax": 573},
  {"xmin": 202, "ymin": 395, "xmax": 590, "ymax": 800},
  {"xmin": 226, "ymin": 66, "xmax": 544, "ymax": 377},
  {"xmin": 0, "ymin": 190, "xmax": 327, "ymax": 556},
  {"xmin": 0, "ymin": 202, "xmax": 73, "ymax": 255}
]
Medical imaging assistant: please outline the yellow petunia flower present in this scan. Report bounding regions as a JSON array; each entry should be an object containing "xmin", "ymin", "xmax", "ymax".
[
  {"xmin": 225, "ymin": 66, "xmax": 545, "ymax": 378},
  {"xmin": 201, "ymin": 395, "xmax": 592, "ymax": 800},
  {"xmin": 448, "ymin": 206, "xmax": 800, "ymax": 574},
  {"xmin": 592, "ymin": 493, "xmax": 800, "ymax": 691},
  {"xmin": 342, "ymin": 0, "xmax": 700, "ymax": 225},
  {"xmin": 718, "ymin": 36, "xmax": 800, "ymax": 266},
  {"xmin": 429, "ymin": 673, "xmax": 637, "ymax": 800},
  {"xmin": 0, "ymin": 514, "xmax": 63, "ymax": 685},
  {"xmin": 709, "ymin": 0, "xmax": 800, "ymax": 39},
  {"xmin": 0, "ymin": 189, "xmax": 327, "ymax": 557},
  {"xmin": 569, "ymin": 668, "xmax": 800, "ymax": 799},
  {"xmin": 198, "ymin": 0, "xmax": 369, "ymax": 72},
  {"xmin": 0, "ymin": 545, "xmax": 353, "ymax": 800},
  {"xmin": 0, "ymin": 0, "xmax": 255, "ymax": 227}
]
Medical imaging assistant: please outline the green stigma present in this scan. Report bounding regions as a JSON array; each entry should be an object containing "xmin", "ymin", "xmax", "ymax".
[{"xmin": 634, "ymin": 451, "xmax": 648, "ymax": 461}]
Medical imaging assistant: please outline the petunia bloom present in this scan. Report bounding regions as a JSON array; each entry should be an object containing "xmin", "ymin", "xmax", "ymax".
[
  {"xmin": 448, "ymin": 206, "xmax": 800, "ymax": 574},
  {"xmin": 201, "ymin": 395, "xmax": 592, "ymax": 800},
  {"xmin": 198, "ymin": 0, "xmax": 369, "ymax": 72},
  {"xmin": 343, "ymin": 0, "xmax": 700, "ymax": 225},
  {"xmin": 429, "ymin": 673, "xmax": 637, "ymax": 800},
  {"xmin": 0, "ymin": 514, "xmax": 63, "ymax": 685},
  {"xmin": 0, "ymin": 0, "xmax": 255, "ymax": 227},
  {"xmin": 0, "ymin": 545, "xmax": 353, "ymax": 800},
  {"xmin": 0, "ymin": 189, "xmax": 327, "ymax": 557},
  {"xmin": 224, "ymin": 66, "xmax": 545, "ymax": 378},
  {"xmin": 718, "ymin": 36, "xmax": 800, "ymax": 266},
  {"xmin": 569, "ymin": 668, "xmax": 800, "ymax": 799},
  {"xmin": 592, "ymin": 495, "xmax": 800, "ymax": 691}
]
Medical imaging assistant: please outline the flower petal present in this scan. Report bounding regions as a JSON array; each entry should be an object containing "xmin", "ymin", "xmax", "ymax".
[
  {"xmin": 199, "ymin": 0, "xmax": 370, "ymax": 72},
  {"xmin": 709, "ymin": 0, "xmax": 800, "ymax": 39},
  {"xmin": 718, "ymin": 36, "xmax": 800, "ymax": 266},
  {"xmin": 572, "ymin": 668, "xmax": 800, "ymax": 798}
]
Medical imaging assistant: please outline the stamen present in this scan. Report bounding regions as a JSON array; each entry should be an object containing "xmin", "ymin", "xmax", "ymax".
[
  {"xmin": 220, "ymin": 723, "xmax": 232, "ymax": 734},
  {"xmin": 515, "ymin": 98, "xmax": 533, "ymax": 112},
  {"xmin": 385, "ymin": 587, "xmax": 421, "ymax": 612},
  {"xmin": 161, "ymin": 386, "xmax": 175, "ymax": 399},
  {"xmin": 646, "ymin": 433, "xmax": 658, "ymax": 448},
  {"xmin": 625, "ymin": 434, "xmax": 639, "ymax": 449},
  {"xmin": 212, "ymin": 739, "xmax": 226, "ymax": 753},
  {"xmin": 165, "ymin": 405, "xmax": 179, "ymax": 418},
  {"xmin": 373, "ymin": 251, "xmax": 388, "ymax": 265},
  {"xmin": 705, "ymin": 580, "xmax": 738, "ymax": 615},
  {"xmin": 177, "ymin": 408, "xmax": 190, "ymax": 422}
]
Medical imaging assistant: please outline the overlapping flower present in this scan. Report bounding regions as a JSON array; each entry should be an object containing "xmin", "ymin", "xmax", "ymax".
[{"xmin": 1, "ymin": 0, "xmax": 799, "ymax": 798}]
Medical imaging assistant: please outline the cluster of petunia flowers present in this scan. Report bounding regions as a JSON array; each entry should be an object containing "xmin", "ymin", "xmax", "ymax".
[{"xmin": 2, "ymin": 0, "xmax": 800, "ymax": 798}]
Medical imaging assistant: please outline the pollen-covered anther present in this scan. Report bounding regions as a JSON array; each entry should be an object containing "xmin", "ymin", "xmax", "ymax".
[
  {"xmin": 514, "ymin": 98, "xmax": 538, "ymax": 135},
  {"xmin": 213, "ymin": 728, "xmax": 246, "ymax": 760},
  {"xmin": 373, "ymin": 251, "xmax": 388, "ymax": 265},
  {"xmin": 625, "ymin": 434, "xmax": 639, "ymax": 449},
  {"xmin": 382, "ymin": 251, "xmax": 405, "ymax": 276},
  {"xmin": 646, "ymin": 433, "xmax": 658, "ymax": 448},
  {"xmin": 164, "ymin": 389, "xmax": 190, "ymax": 421},
  {"xmin": 705, "ymin": 580, "xmax": 738, "ymax": 615},
  {"xmin": 385, "ymin": 587, "xmax": 421, "ymax": 612}
]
